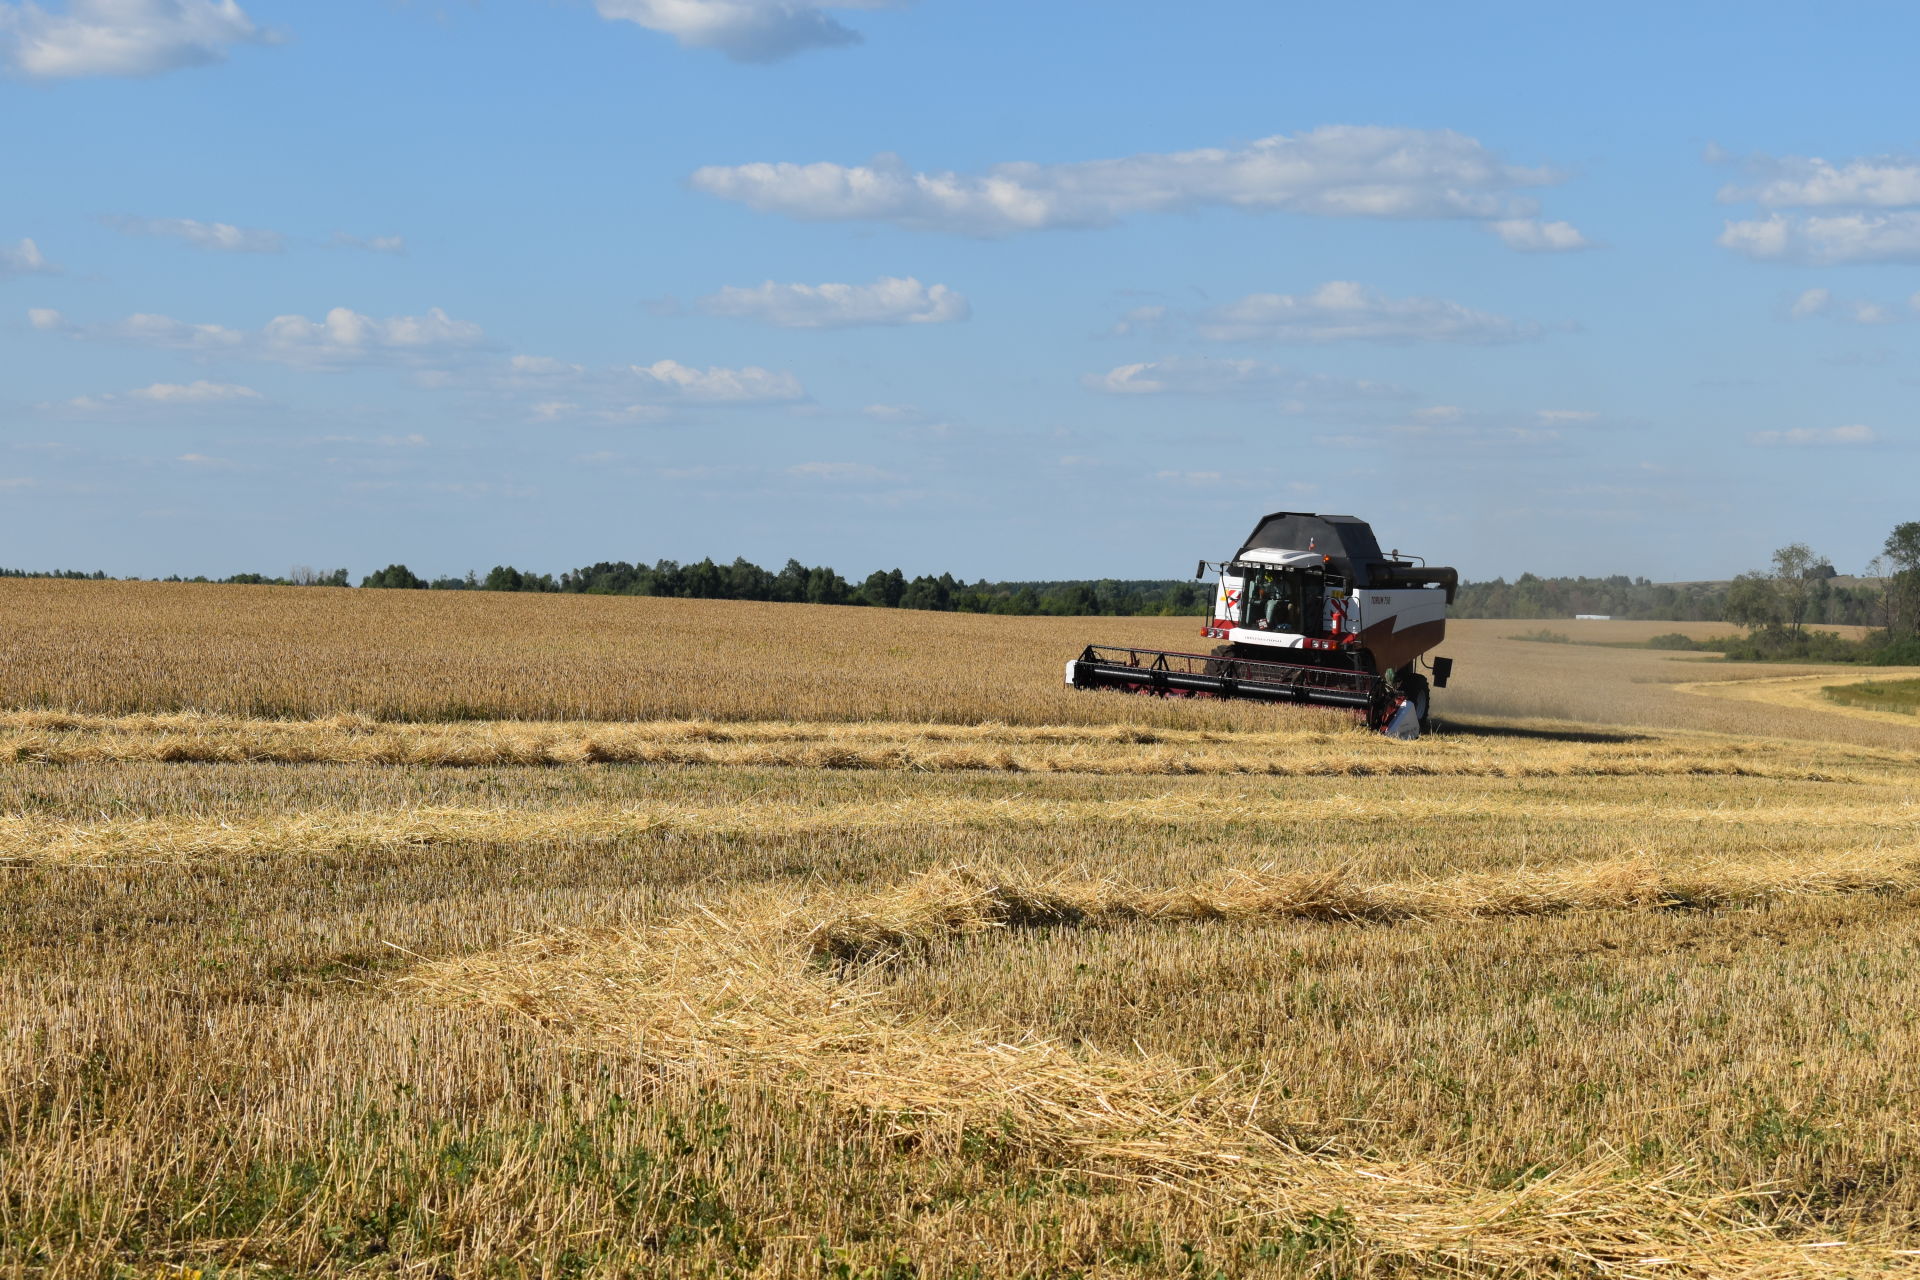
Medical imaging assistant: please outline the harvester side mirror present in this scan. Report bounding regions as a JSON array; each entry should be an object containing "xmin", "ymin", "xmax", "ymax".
[
  {"xmin": 1431, "ymin": 657, "xmax": 1453, "ymax": 689},
  {"xmin": 1195, "ymin": 560, "xmax": 1207, "ymax": 580}
]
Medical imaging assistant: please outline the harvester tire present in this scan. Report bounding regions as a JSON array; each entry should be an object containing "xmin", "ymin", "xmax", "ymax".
[
  {"xmin": 1203, "ymin": 644, "xmax": 1235, "ymax": 677},
  {"xmin": 1400, "ymin": 672, "xmax": 1432, "ymax": 730}
]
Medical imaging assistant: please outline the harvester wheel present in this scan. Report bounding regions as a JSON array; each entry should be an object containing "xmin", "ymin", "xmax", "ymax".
[
  {"xmin": 1400, "ymin": 672, "xmax": 1431, "ymax": 730},
  {"xmin": 1203, "ymin": 644, "xmax": 1235, "ymax": 677}
]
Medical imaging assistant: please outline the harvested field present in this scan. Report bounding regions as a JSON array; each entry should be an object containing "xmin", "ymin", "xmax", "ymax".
[{"xmin": 4, "ymin": 580, "xmax": 1920, "ymax": 1277}]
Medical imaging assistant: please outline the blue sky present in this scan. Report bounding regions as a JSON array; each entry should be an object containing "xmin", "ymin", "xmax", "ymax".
[{"xmin": 3, "ymin": 1, "xmax": 1918, "ymax": 583}]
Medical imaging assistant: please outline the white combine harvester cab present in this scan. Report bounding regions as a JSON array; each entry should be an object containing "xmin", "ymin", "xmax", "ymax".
[{"xmin": 1066, "ymin": 511, "xmax": 1456, "ymax": 738}]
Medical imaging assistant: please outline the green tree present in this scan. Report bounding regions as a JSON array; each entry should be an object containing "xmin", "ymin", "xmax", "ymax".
[
  {"xmin": 361, "ymin": 564, "xmax": 426, "ymax": 589},
  {"xmin": 771, "ymin": 558, "xmax": 811, "ymax": 603},
  {"xmin": 725, "ymin": 557, "xmax": 774, "ymax": 601},
  {"xmin": 1886, "ymin": 522, "xmax": 1920, "ymax": 572},
  {"xmin": 1768, "ymin": 543, "xmax": 1823, "ymax": 634},
  {"xmin": 1884, "ymin": 522, "xmax": 1920, "ymax": 637},
  {"xmin": 1722, "ymin": 572, "xmax": 1779, "ymax": 630},
  {"xmin": 805, "ymin": 565, "xmax": 848, "ymax": 605},
  {"xmin": 860, "ymin": 569, "xmax": 906, "ymax": 608},
  {"xmin": 898, "ymin": 575, "xmax": 951, "ymax": 611}
]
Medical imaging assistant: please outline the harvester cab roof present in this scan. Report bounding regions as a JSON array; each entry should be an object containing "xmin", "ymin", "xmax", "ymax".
[
  {"xmin": 1233, "ymin": 547, "xmax": 1330, "ymax": 572},
  {"xmin": 1066, "ymin": 510, "xmax": 1457, "ymax": 739}
]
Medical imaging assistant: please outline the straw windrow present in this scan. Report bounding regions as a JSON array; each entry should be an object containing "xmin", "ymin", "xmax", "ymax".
[
  {"xmin": 8, "ymin": 793, "xmax": 1918, "ymax": 866},
  {"xmin": 0, "ymin": 708, "xmax": 1896, "ymax": 782},
  {"xmin": 807, "ymin": 853, "xmax": 1920, "ymax": 961},
  {"xmin": 412, "ymin": 859, "xmax": 1920, "ymax": 1276}
]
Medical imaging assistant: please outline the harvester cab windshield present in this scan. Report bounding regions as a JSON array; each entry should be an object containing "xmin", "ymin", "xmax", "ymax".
[
  {"xmin": 1065, "ymin": 511, "xmax": 1457, "ymax": 739},
  {"xmin": 1237, "ymin": 563, "xmax": 1323, "ymax": 635}
]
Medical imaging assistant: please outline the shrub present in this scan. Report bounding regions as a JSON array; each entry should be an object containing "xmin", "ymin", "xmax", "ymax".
[{"xmin": 1867, "ymin": 636, "xmax": 1920, "ymax": 666}]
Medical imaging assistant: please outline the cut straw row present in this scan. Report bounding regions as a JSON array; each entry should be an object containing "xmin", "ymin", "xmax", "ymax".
[
  {"xmin": 411, "ymin": 859, "xmax": 1920, "ymax": 1276},
  {"xmin": 5, "ymin": 795, "xmax": 1915, "ymax": 867},
  {"xmin": 0, "ymin": 709, "xmax": 1881, "ymax": 781},
  {"xmin": 807, "ymin": 853, "xmax": 1920, "ymax": 961}
]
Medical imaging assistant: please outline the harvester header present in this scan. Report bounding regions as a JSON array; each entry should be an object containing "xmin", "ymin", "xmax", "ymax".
[{"xmin": 1065, "ymin": 511, "xmax": 1456, "ymax": 738}]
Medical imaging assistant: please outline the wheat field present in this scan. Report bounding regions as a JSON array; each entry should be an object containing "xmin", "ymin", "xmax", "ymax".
[{"xmin": 5, "ymin": 580, "xmax": 1920, "ymax": 1277}]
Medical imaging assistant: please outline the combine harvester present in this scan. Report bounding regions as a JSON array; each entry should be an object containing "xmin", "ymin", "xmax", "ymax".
[{"xmin": 1065, "ymin": 511, "xmax": 1457, "ymax": 739}]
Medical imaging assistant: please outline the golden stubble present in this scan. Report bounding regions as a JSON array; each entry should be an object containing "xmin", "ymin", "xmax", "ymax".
[
  {"xmin": 7, "ymin": 581, "xmax": 1920, "ymax": 1276},
  {"xmin": 411, "ymin": 859, "xmax": 1920, "ymax": 1276}
]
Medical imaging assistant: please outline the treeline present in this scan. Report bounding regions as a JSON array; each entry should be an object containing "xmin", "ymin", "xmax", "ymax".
[
  {"xmin": 1709, "ymin": 527, "xmax": 1920, "ymax": 662},
  {"xmin": 4, "ymin": 556, "xmax": 1204, "ymax": 614},
  {"xmin": 356, "ymin": 557, "xmax": 1211, "ymax": 617},
  {"xmin": 1452, "ymin": 573, "xmax": 1886, "ymax": 627},
  {"xmin": 9, "ymin": 521, "xmax": 1916, "ymax": 646},
  {"xmin": 162, "ymin": 568, "xmax": 351, "ymax": 587},
  {"xmin": 1477, "ymin": 525, "xmax": 1920, "ymax": 663},
  {"xmin": 0, "ymin": 568, "xmax": 109, "ymax": 580}
]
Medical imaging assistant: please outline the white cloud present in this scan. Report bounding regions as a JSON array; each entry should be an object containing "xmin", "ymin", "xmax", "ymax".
[
  {"xmin": 1749, "ymin": 424, "xmax": 1877, "ymax": 447},
  {"xmin": 105, "ymin": 216, "xmax": 283, "ymax": 252},
  {"xmin": 56, "ymin": 379, "xmax": 262, "ymax": 412},
  {"xmin": 1317, "ymin": 414, "xmax": 1574, "ymax": 455},
  {"xmin": 36, "ymin": 305, "xmax": 490, "ymax": 367},
  {"xmin": 0, "ymin": 0, "xmax": 274, "ymax": 79},
  {"xmin": 28, "ymin": 307, "xmax": 63, "ymax": 329},
  {"xmin": 1717, "ymin": 151, "xmax": 1920, "ymax": 264},
  {"xmin": 691, "ymin": 126, "xmax": 1561, "ymax": 237},
  {"xmin": 1195, "ymin": 281, "xmax": 1527, "ymax": 344},
  {"xmin": 787, "ymin": 460, "xmax": 895, "ymax": 481},
  {"xmin": 330, "ymin": 232, "xmax": 406, "ymax": 255},
  {"xmin": 861, "ymin": 402, "xmax": 926, "ymax": 422},
  {"xmin": 316, "ymin": 432, "xmax": 428, "ymax": 448},
  {"xmin": 1488, "ymin": 218, "xmax": 1591, "ymax": 252},
  {"xmin": 1789, "ymin": 287, "xmax": 1830, "ymax": 318},
  {"xmin": 508, "ymin": 354, "xmax": 586, "ymax": 377},
  {"xmin": 1082, "ymin": 356, "xmax": 1403, "ymax": 401},
  {"xmin": 530, "ymin": 401, "xmax": 673, "ymax": 425},
  {"xmin": 1720, "ymin": 153, "xmax": 1920, "ymax": 208},
  {"xmin": 1718, "ymin": 214, "xmax": 1792, "ymax": 260},
  {"xmin": 132, "ymin": 379, "xmax": 260, "ymax": 402},
  {"xmin": 503, "ymin": 354, "xmax": 807, "ymax": 420},
  {"xmin": 1107, "ymin": 304, "xmax": 1168, "ymax": 337},
  {"xmin": 1720, "ymin": 211, "xmax": 1920, "ymax": 264},
  {"xmin": 0, "ymin": 237, "xmax": 57, "ymax": 278},
  {"xmin": 1154, "ymin": 469, "xmax": 1225, "ymax": 486},
  {"xmin": 592, "ymin": 0, "xmax": 870, "ymax": 63},
  {"xmin": 697, "ymin": 276, "xmax": 968, "ymax": 328},
  {"xmin": 623, "ymin": 358, "xmax": 804, "ymax": 403}
]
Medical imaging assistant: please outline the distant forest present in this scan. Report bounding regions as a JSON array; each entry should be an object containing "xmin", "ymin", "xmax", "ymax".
[
  {"xmin": 353, "ymin": 560, "xmax": 1217, "ymax": 617},
  {"xmin": 1449, "ymin": 574, "xmax": 1887, "ymax": 627},
  {"xmin": 0, "ymin": 560, "xmax": 1876, "ymax": 622},
  {"xmin": 2, "ymin": 559, "xmax": 1210, "ymax": 616},
  {"xmin": 0, "ymin": 543, "xmax": 1907, "ymax": 632}
]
